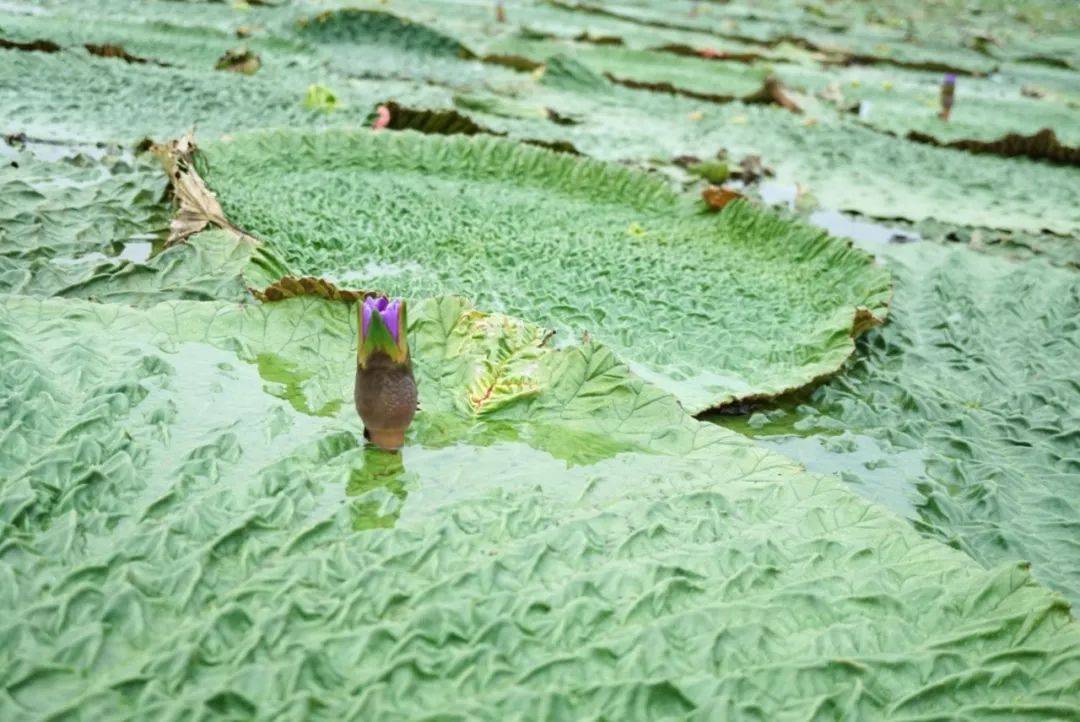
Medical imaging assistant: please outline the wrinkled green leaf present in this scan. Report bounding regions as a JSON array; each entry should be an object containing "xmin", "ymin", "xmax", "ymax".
[
  {"xmin": 0, "ymin": 47, "xmax": 409, "ymax": 143},
  {"xmin": 0, "ymin": 141, "xmax": 284, "ymax": 302},
  {"xmin": 1, "ymin": 293, "xmax": 1077, "ymax": 720},
  {"xmin": 0, "ymin": 146, "xmax": 169, "ymax": 294},
  {"xmin": 715, "ymin": 240, "xmax": 1080, "ymax": 608},
  {"xmin": 195, "ymin": 129, "xmax": 891, "ymax": 413},
  {"xmin": 3, "ymin": 1, "xmax": 1080, "ymax": 718}
]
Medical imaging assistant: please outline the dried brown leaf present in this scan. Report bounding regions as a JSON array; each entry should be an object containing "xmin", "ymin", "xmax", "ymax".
[
  {"xmin": 151, "ymin": 134, "xmax": 256, "ymax": 245},
  {"xmin": 702, "ymin": 185, "xmax": 745, "ymax": 211}
]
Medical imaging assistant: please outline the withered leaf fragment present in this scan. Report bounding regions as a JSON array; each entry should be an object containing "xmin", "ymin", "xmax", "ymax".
[
  {"xmin": 215, "ymin": 47, "xmax": 261, "ymax": 75},
  {"xmin": 702, "ymin": 185, "xmax": 745, "ymax": 211}
]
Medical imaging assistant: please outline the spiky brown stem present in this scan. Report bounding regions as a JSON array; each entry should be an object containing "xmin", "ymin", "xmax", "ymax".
[{"xmin": 355, "ymin": 351, "xmax": 417, "ymax": 451}]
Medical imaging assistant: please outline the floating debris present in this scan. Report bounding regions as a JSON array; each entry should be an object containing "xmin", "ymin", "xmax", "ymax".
[
  {"xmin": 304, "ymin": 83, "xmax": 339, "ymax": 112},
  {"xmin": 215, "ymin": 47, "xmax": 261, "ymax": 75},
  {"xmin": 702, "ymin": 185, "xmax": 745, "ymax": 210}
]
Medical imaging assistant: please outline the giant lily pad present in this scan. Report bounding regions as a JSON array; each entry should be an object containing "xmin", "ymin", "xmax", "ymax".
[
  {"xmin": 714, "ymin": 239, "xmax": 1080, "ymax": 608},
  {"xmin": 0, "ymin": 8, "xmax": 306, "ymax": 70},
  {"xmin": 484, "ymin": 36, "xmax": 774, "ymax": 102},
  {"xmin": 540, "ymin": 0, "xmax": 1064, "ymax": 75},
  {"xmin": 190, "ymin": 129, "xmax": 891, "ymax": 413},
  {"xmin": 0, "ymin": 145, "xmax": 167, "ymax": 294},
  {"xmin": 3, "ymin": 2, "xmax": 1080, "ymax": 716},
  {"xmin": 293, "ymin": 7, "xmax": 523, "ymax": 87},
  {"xmin": 4, "ymin": 2, "xmax": 1077, "ymax": 234},
  {"xmin": 0, "ymin": 145, "xmax": 285, "ymax": 302},
  {"xmin": 773, "ymin": 62, "xmax": 1080, "ymax": 158},
  {"xmin": 0, "ymin": 46, "xmax": 423, "ymax": 144},
  {"xmin": 2, "ymin": 293, "xmax": 1078, "ymax": 719}
]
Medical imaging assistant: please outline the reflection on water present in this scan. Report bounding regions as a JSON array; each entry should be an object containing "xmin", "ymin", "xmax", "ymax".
[
  {"xmin": 347, "ymin": 446, "xmax": 414, "ymax": 530},
  {"xmin": 711, "ymin": 403, "xmax": 924, "ymax": 519},
  {"xmin": 709, "ymin": 396, "xmax": 835, "ymax": 438},
  {"xmin": 325, "ymin": 411, "xmax": 648, "ymax": 533},
  {"xmin": 339, "ymin": 434, "xmax": 625, "ymax": 532},
  {"xmin": 117, "ymin": 240, "xmax": 155, "ymax": 262},
  {"xmin": 750, "ymin": 181, "xmax": 922, "ymax": 250},
  {"xmin": 757, "ymin": 181, "xmax": 798, "ymax": 209},
  {"xmin": 321, "ymin": 407, "xmax": 707, "ymax": 533},
  {"xmin": 758, "ymin": 433, "xmax": 921, "ymax": 518},
  {"xmin": 255, "ymin": 353, "xmax": 342, "ymax": 417},
  {"xmin": 411, "ymin": 414, "xmax": 634, "ymax": 468},
  {"xmin": 47, "ymin": 235, "xmax": 166, "ymax": 268},
  {"xmin": 809, "ymin": 209, "xmax": 920, "ymax": 247}
]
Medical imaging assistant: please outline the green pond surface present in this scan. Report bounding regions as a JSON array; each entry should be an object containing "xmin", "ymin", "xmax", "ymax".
[{"xmin": 2, "ymin": 0, "xmax": 1079, "ymax": 719}]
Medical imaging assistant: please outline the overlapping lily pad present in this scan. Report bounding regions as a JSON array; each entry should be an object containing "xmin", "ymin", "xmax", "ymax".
[
  {"xmin": 2, "ymin": 292, "xmax": 1078, "ymax": 719},
  {"xmin": 714, "ymin": 239, "xmax": 1080, "ymax": 608},
  {"xmin": 0, "ymin": 41, "xmax": 429, "ymax": 145},
  {"xmin": 772, "ymin": 62, "xmax": 1080, "ymax": 160},
  {"xmin": 3, "ymin": 0, "xmax": 1080, "ymax": 718},
  {"xmin": 0, "ymin": 144, "xmax": 286, "ymax": 302},
  {"xmin": 4, "ymin": 1, "xmax": 1077, "ymax": 235},
  {"xmin": 0, "ymin": 144, "xmax": 167, "ymax": 295},
  {"xmin": 541, "ymin": 0, "xmax": 1076, "ymax": 74},
  {"xmin": 0, "ymin": 6, "xmax": 307, "ymax": 70},
  {"xmin": 484, "ymin": 36, "xmax": 774, "ymax": 102},
  {"xmin": 191, "ymin": 128, "xmax": 891, "ymax": 413}
]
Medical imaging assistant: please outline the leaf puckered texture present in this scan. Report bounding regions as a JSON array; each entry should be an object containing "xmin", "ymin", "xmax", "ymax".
[
  {"xmin": 197, "ymin": 129, "xmax": 892, "ymax": 413},
  {"xmin": 1, "ymin": 294, "xmax": 1077, "ymax": 721}
]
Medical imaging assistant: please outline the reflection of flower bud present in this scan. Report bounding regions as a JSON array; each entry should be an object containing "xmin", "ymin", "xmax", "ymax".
[
  {"xmin": 355, "ymin": 297, "xmax": 417, "ymax": 451},
  {"xmin": 495, "ymin": 1, "xmax": 506, "ymax": 23},
  {"xmin": 939, "ymin": 74, "xmax": 956, "ymax": 121}
]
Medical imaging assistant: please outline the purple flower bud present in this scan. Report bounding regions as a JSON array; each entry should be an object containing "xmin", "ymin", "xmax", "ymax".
[
  {"xmin": 362, "ymin": 296, "xmax": 402, "ymax": 343},
  {"xmin": 356, "ymin": 296, "xmax": 415, "ymax": 451}
]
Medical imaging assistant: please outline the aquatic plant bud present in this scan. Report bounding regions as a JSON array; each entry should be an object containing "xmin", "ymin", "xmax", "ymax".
[
  {"xmin": 355, "ymin": 296, "xmax": 417, "ymax": 451},
  {"xmin": 939, "ymin": 74, "xmax": 956, "ymax": 121},
  {"xmin": 495, "ymin": 1, "xmax": 506, "ymax": 23}
]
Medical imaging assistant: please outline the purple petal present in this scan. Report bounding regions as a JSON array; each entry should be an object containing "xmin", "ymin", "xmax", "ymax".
[
  {"xmin": 362, "ymin": 297, "xmax": 379, "ymax": 337},
  {"xmin": 382, "ymin": 299, "xmax": 401, "ymax": 342},
  {"xmin": 375, "ymin": 297, "xmax": 389, "ymax": 311},
  {"xmin": 944, "ymin": 73, "xmax": 956, "ymax": 85}
]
